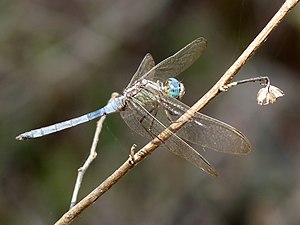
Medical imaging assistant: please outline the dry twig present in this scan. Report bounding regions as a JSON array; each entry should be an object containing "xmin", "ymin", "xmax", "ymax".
[{"xmin": 69, "ymin": 92, "xmax": 119, "ymax": 209}]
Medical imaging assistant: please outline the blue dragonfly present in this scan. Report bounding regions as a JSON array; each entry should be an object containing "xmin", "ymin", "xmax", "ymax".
[{"xmin": 16, "ymin": 37, "xmax": 250, "ymax": 176}]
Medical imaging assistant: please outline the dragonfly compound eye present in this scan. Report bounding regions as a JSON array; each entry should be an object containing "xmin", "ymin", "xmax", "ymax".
[{"xmin": 165, "ymin": 78, "xmax": 185, "ymax": 99}]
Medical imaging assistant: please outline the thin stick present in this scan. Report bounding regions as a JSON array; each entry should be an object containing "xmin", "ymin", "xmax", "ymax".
[
  {"xmin": 69, "ymin": 92, "xmax": 119, "ymax": 209},
  {"xmin": 54, "ymin": 1, "xmax": 298, "ymax": 224},
  {"xmin": 226, "ymin": 76, "xmax": 270, "ymax": 88}
]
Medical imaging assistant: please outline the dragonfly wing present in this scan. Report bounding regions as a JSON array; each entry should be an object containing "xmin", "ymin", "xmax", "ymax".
[
  {"xmin": 159, "ymin": 95, "xmax": 251, "ymax": 154},
  {"xmin": 120, "ymin": 95, "xmax": 218, "ymax": 176},
  {"xmin": 126, "ymin": 53, "xmax": 155, "ymax": 89},
  {"xmin": 139, "ymin": 37, "xmax": 207, "ymax": 82}
]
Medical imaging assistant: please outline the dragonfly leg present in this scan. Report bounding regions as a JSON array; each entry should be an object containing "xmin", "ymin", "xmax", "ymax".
[
  {"xmin": 138, "ymin": 104, "xmax": 158, "ymax": 133},
  {"xmin": 147, "ymin": 107, "xmax": 158, "ymax": 133},
  {"xmin": 164, "ymin": 109, "xmax": 176, "ymax": 123},
  {"xmin": 137, "ymin": 106, "xmax": 170, "ymax": 146}
]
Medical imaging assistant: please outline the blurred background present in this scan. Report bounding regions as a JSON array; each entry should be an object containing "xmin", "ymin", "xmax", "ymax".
[{"xmin": 1, "ymin": 0, "xmax": 299, "ymax": 224}]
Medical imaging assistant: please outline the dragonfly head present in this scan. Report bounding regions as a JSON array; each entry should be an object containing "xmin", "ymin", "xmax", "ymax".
[{"xmin": 164, "ymin": 78, "xmax": 185, "ymax": 99}]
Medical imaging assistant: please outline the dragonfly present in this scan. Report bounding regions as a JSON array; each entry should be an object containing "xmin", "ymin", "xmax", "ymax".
[{"xmin": 16, "ymin": 37, "xmax": 251, "ymax": 176}]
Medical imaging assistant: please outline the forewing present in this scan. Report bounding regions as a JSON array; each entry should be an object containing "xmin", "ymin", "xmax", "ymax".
[{"xmin": 139, "ymin": 37, "xmax": 207, "ymax": 82}]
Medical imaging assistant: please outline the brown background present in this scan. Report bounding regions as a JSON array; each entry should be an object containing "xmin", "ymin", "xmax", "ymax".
[{"xmin": 1, "ymin": 1, "xmax": 300, "ymax": 225}]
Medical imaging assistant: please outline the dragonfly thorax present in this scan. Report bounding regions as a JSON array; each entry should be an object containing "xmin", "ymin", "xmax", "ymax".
[
  {"xmin": 124, "ymin": 79, "xmax": 148, "ymax": 98},
  {"xmin": 125, "ymin": 78, "xmax": 185, "ymax": 100},
  {"xmin": 163, "ymin": 78, "xmax": 185, "ymax": 99}
]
